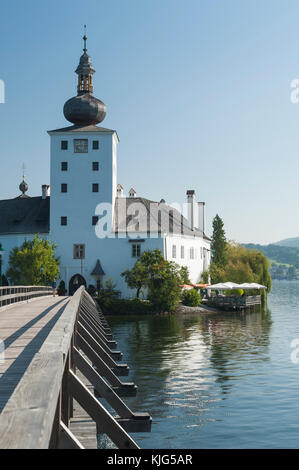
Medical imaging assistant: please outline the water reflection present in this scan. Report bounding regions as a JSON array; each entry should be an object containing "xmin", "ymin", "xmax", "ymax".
[{"xmin": 107, "ymin": 307, "xmax": 272, "ymax": 447}]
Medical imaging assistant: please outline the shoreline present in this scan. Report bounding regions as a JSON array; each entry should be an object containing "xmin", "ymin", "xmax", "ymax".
[{"xmin": 101, "ymin": 302, "xmax": 223, "ymax": 316}]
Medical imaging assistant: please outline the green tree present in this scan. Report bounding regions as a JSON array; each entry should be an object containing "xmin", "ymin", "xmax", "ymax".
[
  {"xmin": 121, "ymin": 261, "xmax": 148, "ymax": 298},
  {"xmin": 211, "ymin": 214, "xmax": 227, "ymax": 268},
  {"xmin": 209, "ymin": 242, "xmax": 272, "ymax": 292},
  {"xmin": 6, "ymin": 235, "xmax": 60, "ymax": 286},
  {"xmin": 147, "ymin": 259, "xmax": 182, "ymax": 312},
  {"xmin": 122, "ymin": 249, "xmax": 182, "ymax": 312},
  {"xmin": 179, "ymin": 266, "xmax": 191, "ymax": 285},
  {"xmin": 200, "ymin": 271, "xmax": 210, "ymax": 283}
]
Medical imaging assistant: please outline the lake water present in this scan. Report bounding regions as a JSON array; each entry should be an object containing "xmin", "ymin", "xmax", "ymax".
[{"xmin": 105, "ymin": 280, "xmax": 299, "ymax": 449}]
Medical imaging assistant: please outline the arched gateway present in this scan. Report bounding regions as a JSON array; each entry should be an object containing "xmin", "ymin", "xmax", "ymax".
[{"xmin": 69, "ymin": 274, "xmax": 86, "ymax": 296}]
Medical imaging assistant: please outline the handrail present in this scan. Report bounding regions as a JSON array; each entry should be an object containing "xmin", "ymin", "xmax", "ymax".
[
  {"xmin": 0, "ymin": 287, "xmax": 151, "ymax": 449},
  {"xmin": 0, "ymin": 286, "xmax": 52, "ymax": 308}
]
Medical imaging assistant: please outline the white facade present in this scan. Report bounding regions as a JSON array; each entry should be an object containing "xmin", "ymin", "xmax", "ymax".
[{"xmin": 0, "ymin": 38, "xmax": 211, "ymax": 296}]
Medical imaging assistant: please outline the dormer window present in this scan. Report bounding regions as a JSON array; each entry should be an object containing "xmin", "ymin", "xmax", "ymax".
[{"xmin": 74, "ymin": 139, "xmax": 88, "ymax": 153}]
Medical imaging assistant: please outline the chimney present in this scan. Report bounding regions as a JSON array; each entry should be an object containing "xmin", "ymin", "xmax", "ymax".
[
  {"xmin": 42, "ymin": 185, "xmax": 50, "ymax": 199},
  {"xmin": 197, "ymin": 202, "xmax": 205, "ymax": 233},
  {"xmin": 187, "ymin": 190, "xmax": 195, "ymax": 231},
  {"xmin": 129, "ymin": 188, "xmax": 136, "ymax": 198},
  {"xmin": 117, "ymin": 184, "xmax": 124, "ymax": 198}
]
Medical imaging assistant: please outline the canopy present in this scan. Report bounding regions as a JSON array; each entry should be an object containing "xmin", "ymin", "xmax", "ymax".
[
  {"xmin": 206, "ymin": 283, "xmax": 231, "ymax": 290},
  {"xmin": 192, "ymin": 284, "xmax": 211, "ymax": 288},
  {"xmin": 180, "ymin": 284, "xmax": 194, "ymax": 290},
  {"xmin": 207, "ymin": 282, "xmax": 267, "ymax": 291},
  {"xmin": 239, "ymin": 283, "xmax": 267, "ymax": 290}
]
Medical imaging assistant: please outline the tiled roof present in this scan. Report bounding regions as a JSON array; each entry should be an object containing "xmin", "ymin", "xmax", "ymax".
[
  {"xmin": 0, "ymin": 197, "xmax": 50, "ymax": 235},
  {"xmin": 47, "ymin": 124, "xmax": 117, "ymax": 134},
  {"xmin": 114, "ymin": 197, "xmax": 210, "ymax": 240},
  {"xmin": 0, "ymin": 195, "xmax": 210, "ymax": 241}
]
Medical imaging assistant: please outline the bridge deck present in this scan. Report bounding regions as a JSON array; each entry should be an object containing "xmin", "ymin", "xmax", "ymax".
[
  {"xmin": 0, "ymin": 289, "xmax": 148, "ymax": 449},
  {"xmin": 0, "ymin": 296, "xmax": 69, "ymax": 413}
]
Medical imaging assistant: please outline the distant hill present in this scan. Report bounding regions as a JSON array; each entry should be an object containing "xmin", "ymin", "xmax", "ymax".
[
  {"xmin": 244, "ymin": 243, "xmax": 299, "ymax": 269},
  {"xmin": 274, "ymin": 237, "xmax": 299, "ymax": 248}
]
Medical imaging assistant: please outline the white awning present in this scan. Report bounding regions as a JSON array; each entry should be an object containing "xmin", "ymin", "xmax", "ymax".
[
  {"xmin": 207, "ymin": 282, "xmax": 267, "ymax": 290},
  {"xmin": 207, "ymin": 283, "xmax": 232, "ymax": 290}
]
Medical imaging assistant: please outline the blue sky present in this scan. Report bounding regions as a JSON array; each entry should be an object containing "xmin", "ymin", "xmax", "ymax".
[{"xmin": 1, "ymin": 0, "xmax": 299, "ymax": 244}]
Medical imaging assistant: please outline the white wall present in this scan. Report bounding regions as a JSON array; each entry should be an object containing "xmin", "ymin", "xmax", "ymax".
[
  {"xmin": 53, "ymin": 230, "xmax": 164, "ymax": 298},
  {"xmin": 49, "ymin": 129, "xmax": 118, "ymax": 290},
  {"xmin": 164, "ymin": 234, "xmax": 210, "ymax": 283}
]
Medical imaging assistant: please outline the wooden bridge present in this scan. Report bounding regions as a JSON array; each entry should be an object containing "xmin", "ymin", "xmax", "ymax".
[{"xmin": 0, "ymin": 286, "xmax": 152, "ymax": 449}]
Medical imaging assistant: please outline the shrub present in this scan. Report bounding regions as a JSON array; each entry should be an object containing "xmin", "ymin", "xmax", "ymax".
[
  {"xmin": 99, "ymin": 298, "xmax": 155, "ymax": 315},
  {"xmin": 57, "ymin": 280, "xmax": 67, "ymax": 296},
  {"xmin": 1, "ymin": 275, "xmax": 9, "ymax": 286},
  {"xmin": 97, "ymin": 278, "xmax": 121, "ymax": 311},
  {"xmin": 181, "ymin": 289, "xmax": 201, "ymax": 307},
  {"xmin": 225, "ymin": 289, "xmax": 244, "ymax": 297},
  {"xmin": 87, "ymin": 284, "xmax": 96, "ymax": 297}
]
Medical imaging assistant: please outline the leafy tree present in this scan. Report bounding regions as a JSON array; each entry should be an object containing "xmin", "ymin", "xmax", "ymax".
[
  {"xmin": 211, "ymin": 214, "xmax": 227, "ymax": 268},
  {"xmin": 122, "ymin": 249, "xmax": 182, "ymax": 312},
  {"xmin": 6, "ymin": 235, "xmax": 60, "ymax": 286},
  {"xmin": 121, "ymin": 261, "xmax": 148, "ymax": 298},
  {"xmin": 200, "ymin": 271, "xmax": 210, "ymax": 284},
  {"xmin": 147, "ymin": 260, "xmax": 182, "ymax": 312},
  {"xmin": 179, "ymin": 266, "xmax": 191, "ymax": 285},
  {"xmin": 209, "ymin": 241, "xmax": 272, "ymax": 292}
]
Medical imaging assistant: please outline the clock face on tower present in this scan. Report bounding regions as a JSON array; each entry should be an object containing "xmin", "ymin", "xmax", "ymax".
[{"xmin": 74, "ymin": 139, "xmax": 88, "ymax": 153}]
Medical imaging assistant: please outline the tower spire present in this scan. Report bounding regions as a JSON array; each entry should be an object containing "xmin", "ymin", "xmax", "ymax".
[
  {"xmin": 63, "ymin": 30, "xmax": 107, "ymax": 125},
  {"xmin": 75, "ymin": 26, "xmax": 95, "ymax": 95},
  {"xmin": 19, "ymin": 163, "xmax": 29, "ymax": 198}
]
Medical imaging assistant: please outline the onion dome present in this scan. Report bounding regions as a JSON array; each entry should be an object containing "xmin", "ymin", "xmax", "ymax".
[
  {"xmin": 63, "ymin": 28, "xmax": 107, "ymax": 126},
  {"xmin": 18, "ymin": 178, "xmax": 29, "ymax": 198}
]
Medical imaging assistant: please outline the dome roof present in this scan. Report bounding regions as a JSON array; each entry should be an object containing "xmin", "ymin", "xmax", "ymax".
[
  {"xmin": 18, "ymin": 179, "xmax": 29, "ymax": 198},
  {"xmin": 63, "ymin": 33, "xmax": 107, "ymax": 126},
  {"xmin": 64, "ymin": 93, "xmax": 106, "ymax": 125}
]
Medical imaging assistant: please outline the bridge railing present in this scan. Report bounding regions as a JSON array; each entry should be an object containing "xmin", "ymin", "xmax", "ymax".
[
  {"xmin": 0, "ymin": 286, "xmax": 52, "ymax": 308},
  {"xmin": 0, "ymin": 287, "xmax": 152, "ymax": 449}
]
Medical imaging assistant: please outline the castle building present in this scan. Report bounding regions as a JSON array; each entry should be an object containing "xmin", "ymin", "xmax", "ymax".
[{"xmin": 0, "ymin": 34, "xmax": 211, "ymax": 296}]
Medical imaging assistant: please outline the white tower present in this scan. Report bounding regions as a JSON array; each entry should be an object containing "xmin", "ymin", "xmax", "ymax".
[{"xmin": 48, "ymin": 32, "xmax": 119, "ymax": 294}]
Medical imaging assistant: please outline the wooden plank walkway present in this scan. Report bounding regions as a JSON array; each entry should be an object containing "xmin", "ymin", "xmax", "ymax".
[
  {"xmin": 0, "ymin": 296, "xmax": 69, "ymax": 413},
  {"xmin": 0, "ymin": 289, "xmax": 148, "ymax": 449}
]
